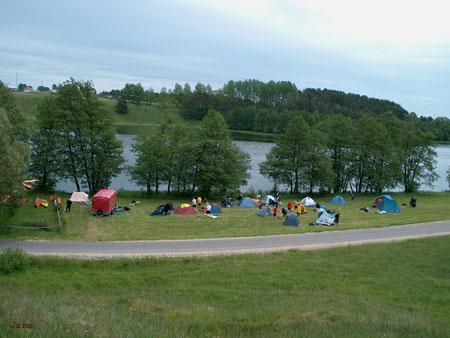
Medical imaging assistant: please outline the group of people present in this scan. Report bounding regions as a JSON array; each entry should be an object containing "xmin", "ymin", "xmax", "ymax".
[{"xmin": 191, "ymin": 196, "xmax": 213, "ymax": 214}]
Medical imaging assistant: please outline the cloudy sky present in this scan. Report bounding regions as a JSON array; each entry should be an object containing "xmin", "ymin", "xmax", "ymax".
[{"xmin": 1, "ymin": 0, "xmax": 449, "ymax": 117}]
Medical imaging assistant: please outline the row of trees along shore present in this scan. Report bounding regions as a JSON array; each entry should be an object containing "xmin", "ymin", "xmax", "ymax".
[
  {"xmin": 102, "ymin": 80, "xmax": 450, "ymax": 142},
  {"xmin": 260, "ymin": 115, "xmax": 437, "ymax": 194}
]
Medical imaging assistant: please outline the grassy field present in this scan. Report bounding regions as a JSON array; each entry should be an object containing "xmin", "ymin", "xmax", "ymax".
[
  {"xmin": 1, "ymin": 236, "xmax": 449, "ymax": 337},
  {"xmin": 3, "ymin": 192, "xmax": 450, "ymax": 241}
]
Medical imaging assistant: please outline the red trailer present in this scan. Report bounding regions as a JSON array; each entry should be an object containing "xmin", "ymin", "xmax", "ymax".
[{"xmin": 91, "ymin": 189, "xmax": 117, "ymax": 216}]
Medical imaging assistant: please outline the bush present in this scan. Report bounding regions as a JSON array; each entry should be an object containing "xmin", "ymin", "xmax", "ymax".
[{"xmin": 0, "ymin": 248, "xmax": 30, "ymax": 274}]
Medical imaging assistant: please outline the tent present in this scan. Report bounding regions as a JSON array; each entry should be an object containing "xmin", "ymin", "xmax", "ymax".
[
  {"xmin": 263, "ymin": 195, "xmax": 276, "ymax": 205},
  {"xmin": 257, "ymin": 207, "xmax": 272, "ymax": 217},
  {"xmin": 69, "ymin": 191, "xmax": 89, "ymax": 204},
  {"xmin": 239, "ymin": 197, "xmax": 256, "ymax": 208},
  {"xmin": 252, "ymin": 199, "xmax": 261, "ymax": 206},
  {"xmin": 330, "ymin": 195, "xmax": 346, "ymax": 206},
  {"xmin": 175, "ymin": 206, "xmax": 196, "ymax": 215},
  {"xmin": 315, "ymin": 209, "xmax": 335, "ymax": 226},
  {"xmin": 284, "ymin": 213, "xmax": 299, "ymax": 226},
  {"xmin": 210, "ymin": 204, "xmax": 221, "ymax": 215},
  {"xmin": 374, "ymin": 195, "xmax": 400, "ymax": 213},
  {"xmin": 91, "ymin": 189, "xmax": 117, "ymax": 216},
  {"xmin": 150, "ymin": 205, "xmax": 165, "ymax": 216},
  {"xmin": 300, "ymin": 196, "xmax": 316, "ymax": 207}
]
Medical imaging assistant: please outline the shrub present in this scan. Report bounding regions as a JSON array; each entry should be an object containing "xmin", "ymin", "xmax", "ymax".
[{"xmin": 0, "ymin": 248, "xmax": 30, "ymax": 274}]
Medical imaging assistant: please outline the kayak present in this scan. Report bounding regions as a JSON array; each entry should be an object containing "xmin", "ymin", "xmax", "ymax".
[
  {"xmin": 34, "ymin": 197, "xmax": 41, "ymax": 208},
  {"xmin": 57, "ymin": 196, "xmax": 62, "ymax": 205},
  {"xmin": 49, "ymin": 195, "xmax": 55, "ymax": 202},
  {"xmin": 40, "ymin": 199, "xmax": 49, "ymax": 208}
]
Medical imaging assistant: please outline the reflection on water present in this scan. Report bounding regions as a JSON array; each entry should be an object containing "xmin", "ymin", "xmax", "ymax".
[{"xmin": 56, "ymin": 135, "xmax": 450, "ymax": 193}]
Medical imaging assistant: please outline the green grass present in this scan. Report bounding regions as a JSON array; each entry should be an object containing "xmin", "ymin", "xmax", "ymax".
[
  {"xmin": 1, "ymin": 237, "xmax": 449, "ymax": 337},
  {"xmin": 3, "ymin": 192, "xmax": 450, "ymax": 241}
]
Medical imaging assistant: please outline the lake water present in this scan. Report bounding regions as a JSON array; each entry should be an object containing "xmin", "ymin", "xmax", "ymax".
[{"xmin": 56, "ymin": 134, "xmax": 450, "ymax": 193}]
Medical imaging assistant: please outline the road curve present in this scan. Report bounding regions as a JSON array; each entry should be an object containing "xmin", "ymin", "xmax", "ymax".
[{"xmin": 1, "ymin": 221, "xmax": 450, "ymax": 258}]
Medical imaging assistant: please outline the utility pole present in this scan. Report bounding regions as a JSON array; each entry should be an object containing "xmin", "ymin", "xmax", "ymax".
[{"xmin": 15, "ymin": 73, "xmax": 18, "ymax": 88}]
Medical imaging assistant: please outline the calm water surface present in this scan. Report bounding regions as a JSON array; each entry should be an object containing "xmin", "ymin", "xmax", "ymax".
[{"xmin": 56, "ymin": 135, "xmax": 450, "ymax": 193}]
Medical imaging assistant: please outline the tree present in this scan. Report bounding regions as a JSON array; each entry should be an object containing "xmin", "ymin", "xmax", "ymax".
[
  {"xmin": 0, "ymin": 81, "xmax": 28, "ymax": 141},
  {"xmin": 115, "ymin": 94, "xmax": 128, "ymax": 115},
  {"xmin": 121, "ymin": 83, "xmax": 145, "ymax": 105},
  {"xmin": 0, "ymin": 108, "xmax": 29, "ymax": 230},
  {"xmin": 37, "ymin": 86, "xmax": 50, "ymax": 92},
  {"xmin": 32, "ymin": 79, "xmax": 124, "ymax": 194},
  {"xmin": 350, "ymin": 117, "xmax": 396, "ymax": 193},
  {"xmin": 397, "ymin": 122, "xmax": 437, "ymax": 192},
  {"xmin": 318, "ymin": 114, "xmax": 355, "ymax": 192},
  {"xmin": 129, "ymin": 133, "xmax": 169, "ymax": 194},
  {"xmin": 17, "ymin": 83, "xmax": 27, "ymax": 92},
  {"xmin": 29, "ymin": 98, "xmax": 61, "ymax": 190},
  {"xmin": 194, "ymin": 110, "xmax": 250, "ymax": 195}
]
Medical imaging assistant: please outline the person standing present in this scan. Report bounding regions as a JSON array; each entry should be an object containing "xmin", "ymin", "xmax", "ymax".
[
  {"xmin": 273, "ymin": 202, "xmax": 278, "ymax": 218},
  {"xmin": 192, "ymin": 197, "xmax": 197, "ymax": 208}
]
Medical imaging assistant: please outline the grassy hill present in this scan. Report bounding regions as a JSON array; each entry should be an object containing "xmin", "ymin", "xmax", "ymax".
[{"xmin": 12, "ymin": 92, "xmax": 277, "ymax": 141}]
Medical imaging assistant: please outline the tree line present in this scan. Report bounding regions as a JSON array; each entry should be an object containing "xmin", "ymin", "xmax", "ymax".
[
  {"xmin": 103, "ymin": 80, "xmax": 450, "ymax": 142},
  {"xmin": 260, "ymin": 114, "xmax": 437, "ymax": 194}
]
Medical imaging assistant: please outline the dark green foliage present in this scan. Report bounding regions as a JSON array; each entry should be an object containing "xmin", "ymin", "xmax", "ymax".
[
  {"xmin": 37, "ymin": 86, "xmax": 50, "ymax": 92},
  {"xmin": 0, "ymin": 248, "xmax": 30, "ymax": 274},
  {"xmin": 121, "ymin": 83, "xmax": 145, "ymax": 105},
  {"xmin": 129, "ymin": 111, "xmax": 250, "ymax": 195},
  {"xmin": 29, "ymin": 79, "xmax": 124, "ymax": 194},
  {"xmin": 115, "ymin": 94, "xmax": 128, "ymax": 115}
]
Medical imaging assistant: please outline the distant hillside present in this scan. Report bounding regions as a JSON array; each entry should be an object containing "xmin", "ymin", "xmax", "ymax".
[{"xmin": 12, "ymin": 81, "xmax": 450, "ymax": 142}]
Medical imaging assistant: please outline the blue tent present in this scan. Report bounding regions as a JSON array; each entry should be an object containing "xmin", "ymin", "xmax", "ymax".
[
  {"xmin": 374, "ymin": 195, "xmax": 400, "ymax": 213},
  {"xmin": 257, "ymin": 207, "xmax": 272, "ymax": 217},
  {"xmin": 330, "ymin": 195, "xmax": 346, "ymax": 206},
  {"xmin": 210, "ymin": 204, "xmax": 221, "ymax": 215},
  {"xmin": 240, "ymin": 197, "xmax": 256, "ymax": 208},
  {"xmin": 283, "ymin": 213, "xmax": 299, "ymax": 227}
]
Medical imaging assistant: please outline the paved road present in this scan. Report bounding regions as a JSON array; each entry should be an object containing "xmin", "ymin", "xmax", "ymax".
[{"xmin": 1, "ymin": 221, "xmax": 450, "ymax": 258}]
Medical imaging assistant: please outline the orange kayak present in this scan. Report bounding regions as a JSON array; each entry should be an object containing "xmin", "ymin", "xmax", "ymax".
[
  {"xmin": 34, "ymin": 197, "xmax": 41, "ymax": 208},
  {"xmin": 49, "ymin": 195, "xmax": 55, "ymax": 202},
  {"xmin": 57, "ymin": 196, "xmax": 62, "ymax": 205}
]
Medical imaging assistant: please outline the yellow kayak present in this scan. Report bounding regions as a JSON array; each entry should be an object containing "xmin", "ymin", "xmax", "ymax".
[{"xmin": 40, "ymin": 199, "xmax": 49, "ymax": 208}]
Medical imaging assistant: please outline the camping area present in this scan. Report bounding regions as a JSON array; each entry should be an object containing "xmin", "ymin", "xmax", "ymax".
[{"xmin": 2, "ymin": 1, "xmax": 450, "ymax": 336}]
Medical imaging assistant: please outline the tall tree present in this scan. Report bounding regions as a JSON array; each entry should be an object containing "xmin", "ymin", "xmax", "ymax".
[
  {"xmin": 397, "ymin": 122, "xmax": 437, "ymax": 192},
  {"xmin": 115, "ymin": 94, "xmax": 128, "ymax": 115},
  {"xmin": 0, "ymin": 108, "xmax": 29, "ymax": 229},
  {"xmin": 194, "ymin": 110, "xmax": 250, "ymax": 195},
  {"xmin": 318, "ymin": 114, "xmax": 355, "ymax": 192}
]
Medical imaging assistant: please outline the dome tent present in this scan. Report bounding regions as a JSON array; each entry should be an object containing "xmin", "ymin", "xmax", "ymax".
[
  {"xmin": 330, "ymin": 195, "xmax": 346, "ymax": 206},
  {"xmin": 175, "ymin": 206, "xmax": 196, "ymax": 215},
  {"xmin": 283, "ymin": 213, "xmax": 299, "ymax": 226},
  {"xmin": 239, "ymin": 197, "xmax": 256, "ymax": 208},
  {"xmin": 210, "ymin": 204, "xmax": 221, "ymax": 215},
  {"xmin": 300, "ymin": 197, "xmax": 316, "ymax": 207},
  {"xmin": 263, "ymin": 195, "xmax": 276, "ymax": 205},
  {"xmin": 374, "ymin": 195, "xmax": 400, "ymax": 213}
]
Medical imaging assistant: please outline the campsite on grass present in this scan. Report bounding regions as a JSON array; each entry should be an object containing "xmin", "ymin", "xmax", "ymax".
[{"xmin": 4, "ymin": 191, "xmax": 450, "ymax": 241}]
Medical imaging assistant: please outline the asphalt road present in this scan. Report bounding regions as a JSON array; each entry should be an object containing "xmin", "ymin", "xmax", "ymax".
[{"xmin": 1, "ymin": 221, "xmax": 450, "ymax": 258}]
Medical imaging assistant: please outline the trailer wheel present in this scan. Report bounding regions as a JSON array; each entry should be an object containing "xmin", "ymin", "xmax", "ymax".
[{"xmin": 96, "ymin": 210, "xmax": 104, "ymax": 217}]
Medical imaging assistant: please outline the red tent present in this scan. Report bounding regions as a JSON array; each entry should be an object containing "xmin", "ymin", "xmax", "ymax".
[
  {"xmin": 91, "ymin": 189, "xmax": 117, "ymax": 215},
  {"xmin": 175, "ymin": 206, "xmax": 196, "ymax": 215}
]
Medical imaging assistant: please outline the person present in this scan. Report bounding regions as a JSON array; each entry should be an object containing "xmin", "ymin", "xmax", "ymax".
[
  {"xmin": 287, "ymin": 201, "xmax": 293, "ymax": 211},
  {"xmin": 65, "ymin": 199, "xmax": 72, "ymax": 212},
  {"xmin": 227, "ymin": 197, "xmax": 234, "ymax": 208},
  {"xmin": 163, "ymin": 203, "xmax": 172, "ymax": 215},
  {"xmin": 192, "ymin": 197, "xmax": 197, "ymax": 208},
  {"xmin": 237, "ymin": 193, "xmax": 243, "ymax": 204},
  {"xmin": 273, "ymin": 202, "xmax": 278, "ymax": 218},
  {"xmin": 275, "ymin": 192, "xmax": 280, "ymax": 204},
  {"xmin": 205, "ymin": 203, "xmax": 212, "ymax": 215},
  {"xmin": 281, "ymin": 207, "xmax": 288, "ymax": 218},
  {"xmin": 409, "ymin": 197, "xmax": 417, "ymax": 208},
  {"xmin": 220, "ymin": 197, "xmax": 226, "ymax": 208},
  {"xmin": 197, "ymin": 196, "xmax": 202, "ymax": 206}
]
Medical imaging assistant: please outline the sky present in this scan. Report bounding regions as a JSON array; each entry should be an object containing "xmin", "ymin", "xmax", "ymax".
[{"xmin": 1, "ymin": 0, "xmax": 450, "ymax": 117}]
